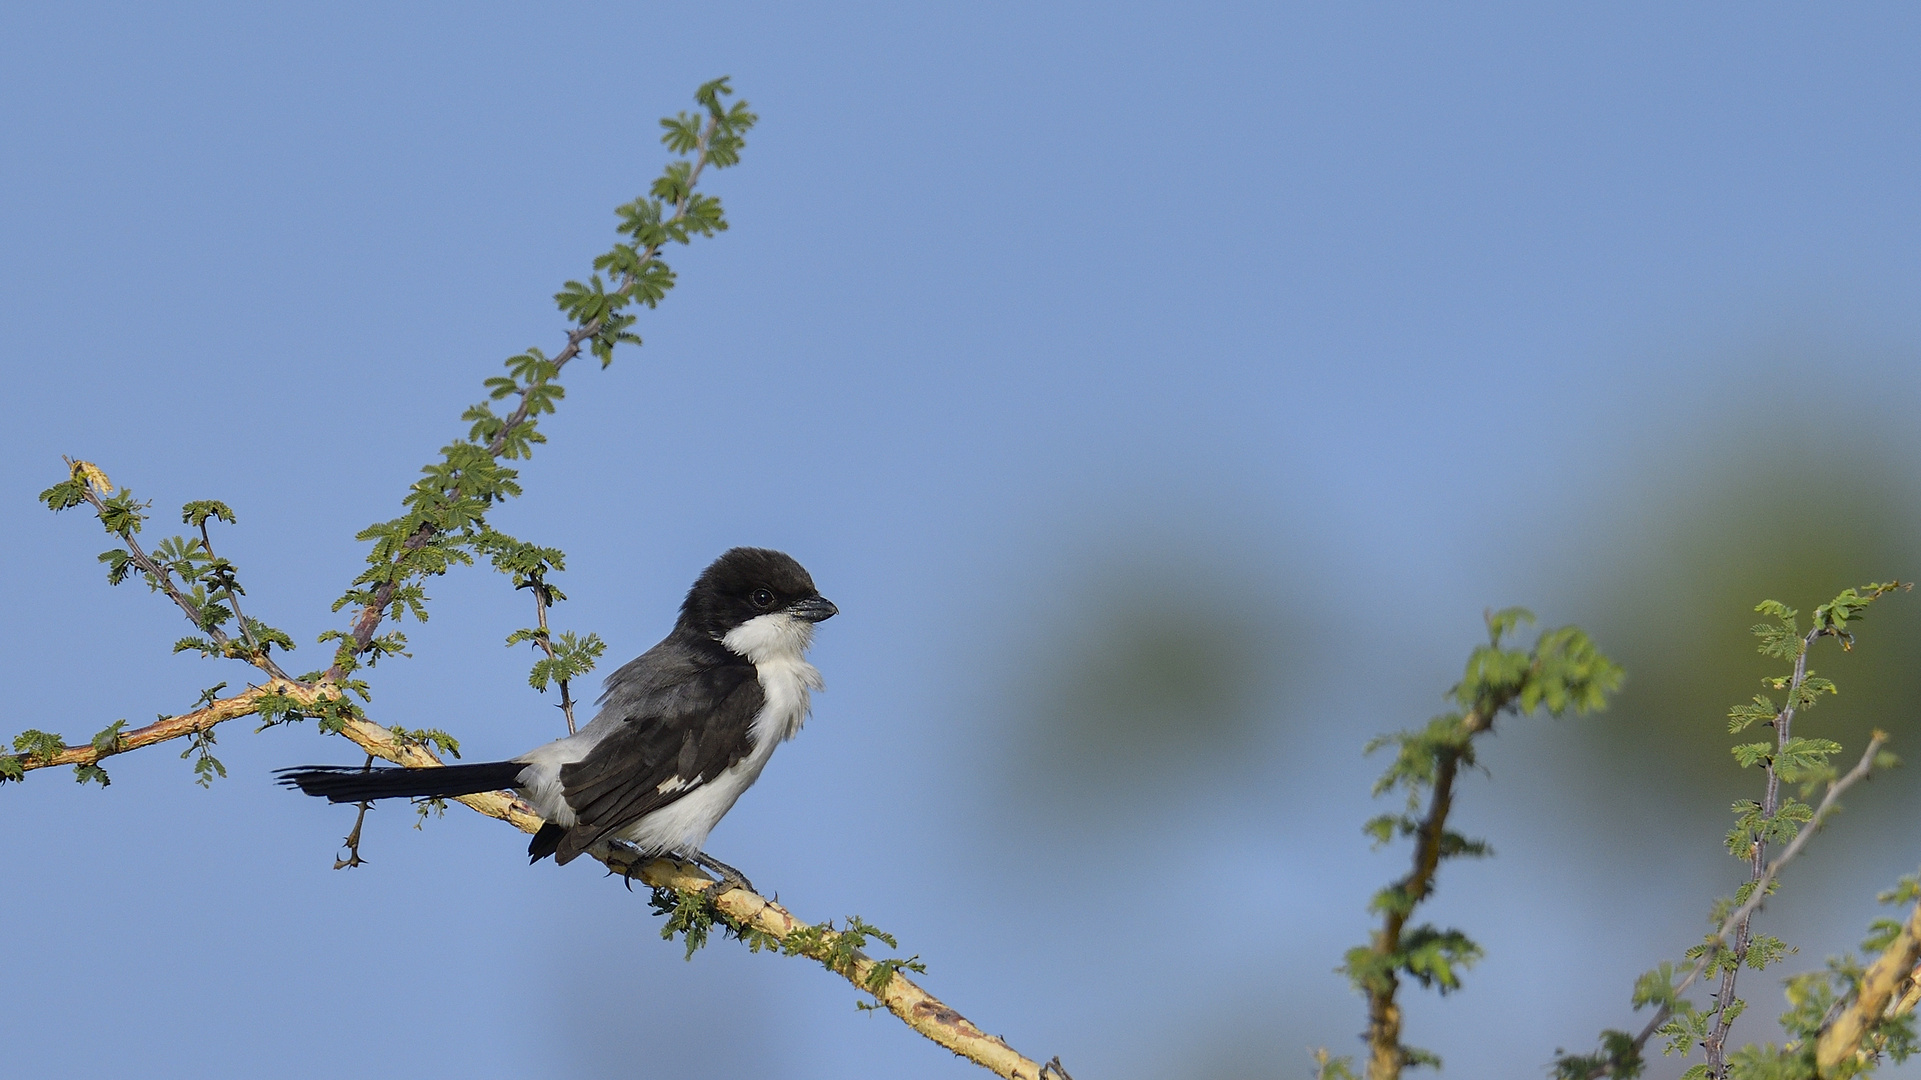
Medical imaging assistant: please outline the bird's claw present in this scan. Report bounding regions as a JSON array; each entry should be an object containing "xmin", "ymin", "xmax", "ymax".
[{"xmin": 692, "ymin": 852, "xmax": 756, "ymax": 899}]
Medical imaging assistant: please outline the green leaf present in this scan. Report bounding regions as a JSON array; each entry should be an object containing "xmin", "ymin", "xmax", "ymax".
[
  {"xmin": 90, "ymin": 720, "xmax": 127, "ymax": 756},
  {"xmin": 180, "ymin": 500, "xmax": 236, "ymax": 528},
  {"xmin": 1728, "ymin": 695, "xmax": 1778, "ymax": 734},
  {"xmin": 1772, "ymin": 737, "xmax": 1842, "ymax": 783},
  {"xmin": 180, "ymin": 729, "xmax": 226, "ymax": 788},
  {"xmin": 12, "ymin": 728, "xmax": 66, "ymax": 763},
  {"xmin": 38, "ymin": 478, "xmax": 87, "ymax": 511}
]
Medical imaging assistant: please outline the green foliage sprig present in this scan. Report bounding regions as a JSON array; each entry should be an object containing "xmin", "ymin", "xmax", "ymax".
[
  {"xmin": 37, "ymin": 463, "xmax": 295, "ymax": 681},
  {"xmin": 322, "ymin": 77, "xmax": 755, "ymax": 692},
  {"xmin": 1337, "ymin": 609, "xmax": 1621, "ymax": 1080},
  {"xmin": 480, "ymin": 532, "xmax": 606, "ymax": 734},
  {"xmin": 1, "ymin": 719, "xmax": 139, "ymax": 787},
  {"xmin": 647, "ymin": 885, "xmax": 929, "ymax": 1007},
  {"xmin": 1555, "ymin": 582, "xmax": 1908, "ymax": 1080}
]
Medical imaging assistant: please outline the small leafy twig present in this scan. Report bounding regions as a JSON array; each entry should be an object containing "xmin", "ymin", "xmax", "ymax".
[
  {"xmin": 1344, "ymin": 610, "xmax": 1620, "ymax": 1080},
  {"xmin": 1700, "ymin": 615, "xmax": 1822, "ymax": 1072},
  {"xmin": 481, "ymin": 534, "xmax": 605, "ymax": 734},
  {"xmin": 179, "ymin": 727, "xmax": 227, "ymax": 788},
  {"xmin": 39, "ymin": 462, "xmax": 292, "ymax": 682},
  {"xmin": 1557, "ymin": 733, "xmax": 1893, "ymax": 1079},
  {"xmin": 324, "ymin": 78, "xmax": 752, "ymax": 684},
  {"xmin": 1557, "ymin": 583, "xmax": 1906, "ymax": 1080},
  {"xmin": 185, "ymin": 500, "xmax": 261, "ymax": 658}
]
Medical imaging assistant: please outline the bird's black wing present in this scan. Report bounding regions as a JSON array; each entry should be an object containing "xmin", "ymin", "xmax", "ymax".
[{"xmin": 548, "ymin": 648, "xmax": 764, "ymax": 864}]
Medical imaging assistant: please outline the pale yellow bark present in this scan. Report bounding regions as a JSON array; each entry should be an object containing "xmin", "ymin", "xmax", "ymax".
[
  {"xmin": 1817, "ymin": 897, "xmax": 1921, "ymax": 1076},
  {"xmin": 17, "ymin": 681, "xmax": 337, "ymax": 770}
]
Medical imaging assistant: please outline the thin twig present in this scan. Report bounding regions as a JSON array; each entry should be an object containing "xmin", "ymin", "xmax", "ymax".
[
  {"xmin": 71, "ymin": 473, "xmax": 207, "ymax": 632},
  {"xmin": 527, "ymin": 575, "xmax": 578, "ymax": 734},
  {"xmin": 70, "ymin": 469, "xmax": 285, "ymax": 683},
  {"xmin": 198, "ymin": 517, "xmax": 263, "ymax": 657},
  {"xmin": 1589, "ymin": 733, "xmax": 1890, "ymax": 1078},
  {"xmin": 1703, "ymin": 628, "xmax": 1822, "ymax": 1071}
]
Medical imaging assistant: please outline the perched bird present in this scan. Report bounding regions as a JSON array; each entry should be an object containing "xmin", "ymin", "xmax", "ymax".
[{"xmin": 278, "ymin": 547, "xmax": 835, "ymax": 885}]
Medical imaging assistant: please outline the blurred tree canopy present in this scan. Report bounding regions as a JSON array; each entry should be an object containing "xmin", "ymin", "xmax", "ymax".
[{"xmin": 1567, "ymin": 432, "xmax": 1921, "ymax": 832}]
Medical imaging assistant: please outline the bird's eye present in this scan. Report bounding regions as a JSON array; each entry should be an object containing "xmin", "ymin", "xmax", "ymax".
[{"xmin": 751, "ymin": 588, "xmax": 775, "ymax": 609}]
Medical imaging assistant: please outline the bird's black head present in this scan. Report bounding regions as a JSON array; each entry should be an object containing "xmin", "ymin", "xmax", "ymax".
[{"xmin": 679, "ymin": 547, "xmax": 837, "ymax": 640}]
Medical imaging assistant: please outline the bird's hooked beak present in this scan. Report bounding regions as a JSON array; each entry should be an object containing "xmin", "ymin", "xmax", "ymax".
[{"xmin": 789, "ymin": 596, "xmax": 838, "ymax": 622}]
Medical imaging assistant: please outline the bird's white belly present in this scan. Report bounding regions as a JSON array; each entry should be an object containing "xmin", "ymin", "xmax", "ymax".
[
  {"xmin": 621, "ymin": 650, "xmax": 819, "ymax": 854},
  {"xmin": 611, "ymin": 750, "xmax": 769, "ymax": 854}
]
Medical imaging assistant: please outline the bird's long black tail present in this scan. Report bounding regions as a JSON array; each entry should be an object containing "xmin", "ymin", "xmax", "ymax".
[{"xmin": 276, "ymin": 761, "xmax": 527, "ymax": 803}]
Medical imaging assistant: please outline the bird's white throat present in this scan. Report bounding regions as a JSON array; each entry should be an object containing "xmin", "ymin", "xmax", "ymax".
[
  {"xmin": 723, "ymin": 611, "xmax": 824, "ymax": 747},
  {"xmin": 721, "ymin": 610, "xmax": 815, "ymax": 664}
]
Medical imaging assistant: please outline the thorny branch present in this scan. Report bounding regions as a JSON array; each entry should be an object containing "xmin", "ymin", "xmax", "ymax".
[
  {"xmin": 69, "ymin": 462, "xmax": 290, "ymax": 683},
  {"xmin": 324, "ymin": 109, "xmax": 725, "ymax": 683},
  {"xmin": 1365, "ymin": 707, "xmax": 1488, "ymax": 1080},
  {"xmin": 1569, "ymin": 733, "xmax": 1892, "ymax": 1079},
  {"xmin": 7, "ymin": 680, "xmax": 338, "ymax": 774},
  {"xmin": 196, "ymin": 511, "xmax": 263, "ymax": 660},
  {"xmin": 527, "ymin": 572, "xmax": 578, "ymax": 734}
]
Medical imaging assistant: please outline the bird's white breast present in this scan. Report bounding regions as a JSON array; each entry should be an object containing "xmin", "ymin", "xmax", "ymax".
[
  {"xmin": 615, "ymin": 612, "xmax": 822, "ymax": 854},
  {"xmin": 723, "ymin": 611, "xmax": 824, "ymax": 747}
]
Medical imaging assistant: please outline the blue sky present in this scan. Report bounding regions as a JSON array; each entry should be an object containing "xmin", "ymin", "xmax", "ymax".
[{"xmin": 6, "ymin": 5, "xmax": 1921, "ymax": 1079}]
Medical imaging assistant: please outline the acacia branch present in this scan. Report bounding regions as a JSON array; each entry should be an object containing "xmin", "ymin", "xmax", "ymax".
[
  {"xmin": 6, "ymin": 680, "xmax": 337, "ymax": 773},
  {"xmin": 326, "ymin": 524, "xmax": 437, "ymax": 680},
  {"xmin": 1577, "ymin": 733, "xmax": 1890, "ymax": 1079},
  {"xmin": 197, "ymin": 515, "xmax": 265, "ymax": 661},
  {"xmin": 1704, "ymin": 628, "xmax": 1823, "ymax": 1071},
  {"xmin": 70, "ymin": 467, "xmax": 288, "ymax": 683},
  {"xmin": 326, "ymin": 111, "xmax": 723, "ymax": 681},
  {"xmin": 1365, "ymin": 708, "xmax": 1487, "ymax": 1080},
  {"xmin": 1818, "ymin": 886, "xmax": 1921, "ymax": 1075}
]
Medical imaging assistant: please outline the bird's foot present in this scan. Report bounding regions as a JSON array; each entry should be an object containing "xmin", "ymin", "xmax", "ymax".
[
  {"xmin": 691, "ymin": 852, "xmax": 756, "ymax": 899},
  {"xmin": 603, "ymin": 841, "xmax": 647, "ymax": 891}
]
